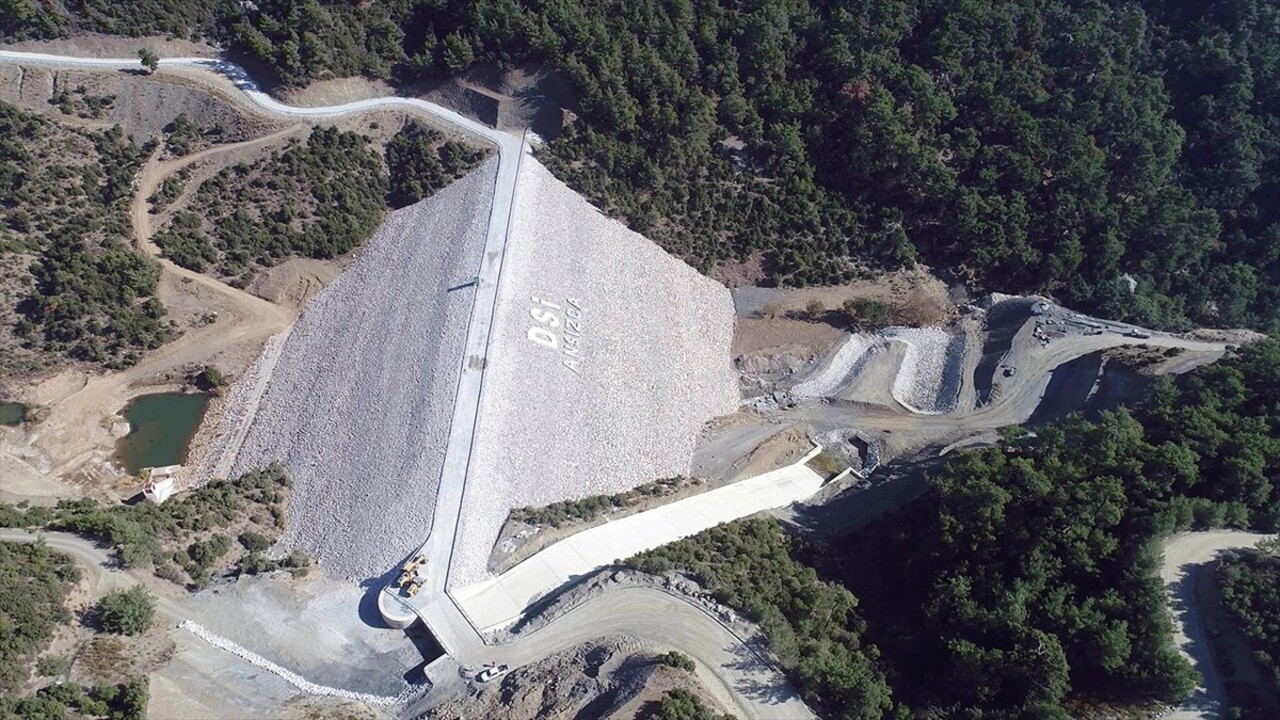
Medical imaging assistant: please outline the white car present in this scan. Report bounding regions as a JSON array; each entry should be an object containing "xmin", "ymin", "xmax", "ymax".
[{"xmin": 475, "ymin": 664, "xmax": 509, "ymax": 683}]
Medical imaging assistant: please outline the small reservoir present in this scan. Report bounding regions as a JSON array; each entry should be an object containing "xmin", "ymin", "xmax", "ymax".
[
  {"xmin": 115, "ymin": 393, "xmax": 210, "ymax": 474},
  {"xmin": 0, "ymin": 402, "xmax": 25, "ymax": 426}
]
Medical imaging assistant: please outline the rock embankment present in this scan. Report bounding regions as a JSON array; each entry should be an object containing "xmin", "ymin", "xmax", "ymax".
[
  {"xmin": 455, "ymin": 158, "xmax": 740, "ymax": 588},
  {"xmin": 791, "ymin": 334, "xmax": 875, "ymax": 399},
  {"xmin": 232, "ymin": 160, "xmax": 497, "ymax": 580}
]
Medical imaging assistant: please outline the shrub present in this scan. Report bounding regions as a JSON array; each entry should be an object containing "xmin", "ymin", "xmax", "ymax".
[
  {"xmin": 237, "ymin": 531, "xmax": 271, "ymax": 553},
  {"xmin": 648, "ymin": 689, "xmax": 735, "ymax": 720},
  {"xmin": 192, "ymin": 365, "xmax": 224, "ymax": 393},
  {"xmin": 842, "ymin": 298, "xmax": 889, "ymax": 329},
  {"xmin": 97, "ymin": 586, "xmax": 155, "ymax": 636},
  {"xmin": 36, "ymin": 655, "xmax": 68, "ymax": 676},
  {"xmin": 659, "ymin": 651, "xmax": 696, "ymax": 672}
]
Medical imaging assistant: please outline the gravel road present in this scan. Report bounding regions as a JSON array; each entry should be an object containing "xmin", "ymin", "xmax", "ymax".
[
  {"xmin": 233, "ymin": 160, "xmax": 497, "ymax": 580},
  {"xmin": 414, "ymin": 585, "xmax": 815, "ymax": 720},
  {"xmin": 1161, "ymin": 531, "xmax": 1273, "ymax": 720}
]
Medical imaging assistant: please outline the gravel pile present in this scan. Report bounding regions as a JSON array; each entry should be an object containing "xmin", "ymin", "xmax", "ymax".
[
  {"xmin": 885, "ymin": 327, "xmax": 966, "ymax": 414},
  {"xmin": 936, "ymin": 335, "xmax": 967, "ymax": 413},
  {"xmin": 232, "ymin": 159, "xmax": 497, "ymax": 581},
  {"xmin": 790, "ymin": 334, "xmax": 876, "ymax": 398},
  {"xmin": 453, "ymin": 158, "xmax": 740, "ymax": 588}
]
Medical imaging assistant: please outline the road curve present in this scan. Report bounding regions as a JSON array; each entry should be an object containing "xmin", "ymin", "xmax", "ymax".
[
  {"xmin": 1161, "ymin": 531, "xmax": 1273, "ymax": 720},
  {"xmin": 0, "ymin": 529, "xmax": 188, "ymax": 618},
  {"xmin": 0, "ymin": 51, "xmax": 811, "ymax": 719},
  {"xmin": 491, "ymin": 586, "xmax": 814, "ymax": 719}
]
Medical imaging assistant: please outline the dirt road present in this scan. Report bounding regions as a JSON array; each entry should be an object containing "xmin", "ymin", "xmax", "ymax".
[
  {"xmin": 406, "ymin": 584, "xmax": 813, "ymax": 720},
  {"xmin": 503, "ymin": 587, "xmax": 814, "ymax": 719},
  {"xmin": 131, "ymin": 124, "xmax": 308, "ymax": 252},
  {"xmin": 8, "ymin": 126, "xmax": 306, "ymax": 482},
  {"xmin": 0, "ymin": 529, "xmax": 307, "ymax": 718},
  {"xmin": 0, "ymin": 529, "xmax": 188, "ymax": 616},
  {"xmin": 1161, "ymin": 531, "xmax": 1273, "ymax": 720}
]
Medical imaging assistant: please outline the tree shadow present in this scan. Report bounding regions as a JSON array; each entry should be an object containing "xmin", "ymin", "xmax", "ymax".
[
  {"xmin": 782, "ymin": 455, "xmax": 939, "ymax": 539},
  {"xmin": 723, "ymin": 639, "xmax": 806, "ymax": 708},
  {"xmin": 1167, "ymin": 555, "xmax": 1230, "ymax": 717}
]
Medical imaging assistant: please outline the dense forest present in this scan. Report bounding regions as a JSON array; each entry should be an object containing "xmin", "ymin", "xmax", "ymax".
[
  {"xmin": 0, "ymin": 540, "xmax": 78, "ymax": 695},
  {"xmin": 154, "ymin": 121, "xmax": 487, "ymax": 283},
  {"xmin": 3, "ymin": 677, "xmax": 150, "ymax": 720},
  {"xmin": 4, "ymin": 0, "xmax": 1276, "ymax": 331},
  {"xmin": 844, "ymin": 338, "xmax": 1280, "ymax": 716},
  {"xmin": 0, "ymin": 540, "xmax": 150, "ymax": 719},
  {"xmin": 386, "ymin": 120, "xmax": 491, "ymax": 207},
  {"xmin": 0, "ymin": 93, "xmax": 488, "ymax": 376},
  {"xmin": 159, "ymin": 127, "xmax": 387, "ymax": 285},
  {"xmin": 1217, "ymin": 544, "xmax": 1280, "ymax": 713},
  {"xmin": 0, "ymin": 101, "xmax": 169, "ymax": 373}
]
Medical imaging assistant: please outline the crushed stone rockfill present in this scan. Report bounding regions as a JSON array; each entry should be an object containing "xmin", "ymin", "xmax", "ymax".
[
  {"xmin": 452, "ymin": 158, "xmax": 740, "ymax": 589},
  {"xmin": 232, "ymin": 159, "xmax": 497, "ymax": 581}
]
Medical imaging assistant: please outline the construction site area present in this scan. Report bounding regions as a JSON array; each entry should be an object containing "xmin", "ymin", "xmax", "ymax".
[{"xmin": 0, "ymin": 47, "xmax": 1263, "ymax": 720}]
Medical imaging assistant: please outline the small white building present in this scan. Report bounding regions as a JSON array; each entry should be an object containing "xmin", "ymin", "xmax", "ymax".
[{"xmin": 142, "ymin": 465, "xmax": 180, "ymax": 504}]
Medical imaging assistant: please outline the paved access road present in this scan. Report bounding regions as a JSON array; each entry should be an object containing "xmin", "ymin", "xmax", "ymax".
[{"xmin": 0, "ymin": 50, "xmax": 810, "ymax": 720}]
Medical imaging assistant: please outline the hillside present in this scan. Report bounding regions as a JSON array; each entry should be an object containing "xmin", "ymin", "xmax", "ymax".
[
  {"xmin": 0, "ymin": 101, "xmax": 166, "ymax": 374},
  {"xmin": 4, "ymin": 0, "xmax": 1277, "ymax": 332}
]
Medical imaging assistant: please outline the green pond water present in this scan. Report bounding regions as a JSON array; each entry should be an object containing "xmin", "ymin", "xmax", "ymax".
[
  {"xmin": 115, "ymin": 393, "xmax": 210, "ymax": 474},
  {"xmin": 0, "ymin": 402, "xmax": 25, "ymax": 426}
]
